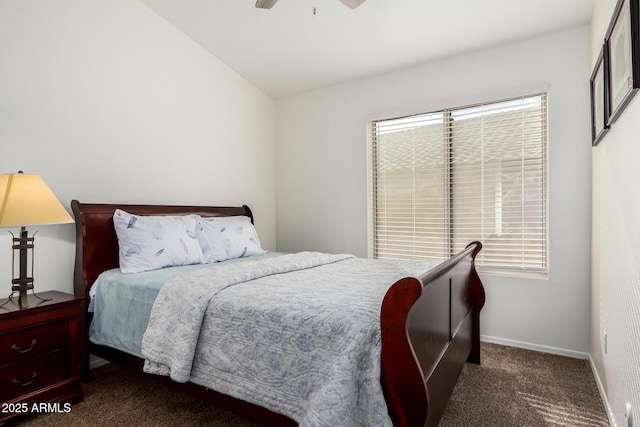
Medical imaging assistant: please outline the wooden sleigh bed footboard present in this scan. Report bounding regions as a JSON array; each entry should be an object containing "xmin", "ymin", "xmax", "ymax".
[
  {"xmin": 71, "ymin": 200, "xmax": 485, "ymax": 427},
  {"xmin": 381, "ymin": 241, "xmax": 485, "ymax": 427}
]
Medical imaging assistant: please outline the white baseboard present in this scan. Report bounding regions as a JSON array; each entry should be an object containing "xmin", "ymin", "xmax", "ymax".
[
  {"xmin": 588, "ymin": 356, "xmax": 616, "ymax": 427},
  {"xmin": 89, "ymin": 354, "xmax": 110, "ymax": 369},
  {"xmin": 480, "ymin": 335, "xmax": 590, "ymax": 360}
]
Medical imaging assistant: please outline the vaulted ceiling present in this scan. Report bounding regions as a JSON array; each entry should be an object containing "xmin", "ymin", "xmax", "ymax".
[{"xmin": 141, "ymin": 0, "xmax": 594, "ymax": 99}]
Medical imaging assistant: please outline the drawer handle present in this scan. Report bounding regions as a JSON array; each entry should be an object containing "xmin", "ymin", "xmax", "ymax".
[
  {"xmin": 12, "ymin": 372, "xmax": 38, "ymax": 387},
  {"xmin": 11, "ymin": 339, "xmax": 37, "ymax": 354}
]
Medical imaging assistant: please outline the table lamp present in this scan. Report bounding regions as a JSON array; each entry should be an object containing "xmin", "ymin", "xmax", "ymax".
[{"xmin": 0, "ymin": 171, "xmax": 73, "ymax": 308}]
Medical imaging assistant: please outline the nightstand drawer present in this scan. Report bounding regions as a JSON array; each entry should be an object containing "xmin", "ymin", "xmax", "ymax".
[
  {"xmin": 0, "ymin": 321, "xmax": 68, "ymax": 367},
  {"xmin": 0, "ymin": 350, "xmax": 68, "ymax": 402}
]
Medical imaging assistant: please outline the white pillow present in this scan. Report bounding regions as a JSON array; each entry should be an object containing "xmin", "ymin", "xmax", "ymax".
[
  {"xmin": 197, "ymin": 216, "xmax": 265, "ymax": 263},
  {"xmin": 113, "ymin": 209, "xmax": 203, "ymax": 273}
]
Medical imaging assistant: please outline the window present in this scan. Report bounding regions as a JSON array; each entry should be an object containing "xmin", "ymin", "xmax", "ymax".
[{"xmin": 368, "ymin": 94, "xmax": 547, "ymax": 275}]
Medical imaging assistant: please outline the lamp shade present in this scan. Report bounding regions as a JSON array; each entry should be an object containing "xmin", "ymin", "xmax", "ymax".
[{"xmin": 0, "ymin": 173, "xmax": 73, "ymax": 227}]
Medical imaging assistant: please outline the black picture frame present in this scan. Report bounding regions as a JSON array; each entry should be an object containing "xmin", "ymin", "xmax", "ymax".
[
  {"xmin": 591, "ymin": 45, "xmax": 610, "ymax": 146},
  {"xmin": 605, "ymin": 0, "xmax": 640, "ymax": 124}
]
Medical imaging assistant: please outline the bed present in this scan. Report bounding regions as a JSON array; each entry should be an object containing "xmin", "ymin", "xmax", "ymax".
[{"xmin": 70, "ymin": 200, "xmax": 485, "ymax": 427}]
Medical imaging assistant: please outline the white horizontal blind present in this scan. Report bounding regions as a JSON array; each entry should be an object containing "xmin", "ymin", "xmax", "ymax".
[
  {"xmin": 369, "ymin": 94, "xmax": 547, "ymax": 274},
  {"xmin": 370, "ymin": 112, "xmax": 449, "ymax": 261}
]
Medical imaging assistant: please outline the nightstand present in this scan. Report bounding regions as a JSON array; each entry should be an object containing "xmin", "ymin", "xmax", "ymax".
[{"xmin": 0, "ymin": 291, "xmax": 83, "ymax": 425}]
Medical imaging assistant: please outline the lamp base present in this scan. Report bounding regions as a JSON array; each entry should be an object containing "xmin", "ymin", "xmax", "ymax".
[
  {"xmin": 0, "ymin": 290, "xmax": 52, "ymax": 310},
  {"xmin": 4, "ymin": 227, "xmax": 51, "ymax": 309},
  {"xmin": 10, "ymin": 227, "xmax": 35, "ymax": 308},
  {"xmin": 11, "ymin": 284, "xmax": 33, "ymax": 308}
]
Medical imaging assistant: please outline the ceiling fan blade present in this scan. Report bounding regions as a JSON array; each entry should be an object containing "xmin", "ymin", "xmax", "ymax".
[
  {"xmin": 340, "ymin": 0, "xmax": 366, "ymax": 8},
  {"xmin": 255, "ymin": 0, "xmax": 278, "ymax": 8}
]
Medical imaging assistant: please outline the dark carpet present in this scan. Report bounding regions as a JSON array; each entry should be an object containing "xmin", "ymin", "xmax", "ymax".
[{"xmin": 11, "ymin": 343, "xmax": 608, "ymax": 427}]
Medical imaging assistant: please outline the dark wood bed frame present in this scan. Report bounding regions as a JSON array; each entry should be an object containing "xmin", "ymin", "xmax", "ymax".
[{"xmin": 70, "ymin": 200, "xmax": 485, "ymax": 427}]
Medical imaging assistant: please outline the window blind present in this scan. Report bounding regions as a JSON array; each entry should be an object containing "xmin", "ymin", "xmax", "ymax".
[{"xmin": 369, "ymin": 94, "xmax": 547, "ymax": 275}]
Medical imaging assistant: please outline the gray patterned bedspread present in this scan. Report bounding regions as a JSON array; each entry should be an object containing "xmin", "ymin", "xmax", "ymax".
[{"xmin": 141, "ymin": 252, "xmax": 436, "ymax": 427}]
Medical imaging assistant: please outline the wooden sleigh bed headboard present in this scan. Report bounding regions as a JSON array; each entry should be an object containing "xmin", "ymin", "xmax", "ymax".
[{"xmin": 71, "ymin": 199, "xmax": 485, "ymax": 427}]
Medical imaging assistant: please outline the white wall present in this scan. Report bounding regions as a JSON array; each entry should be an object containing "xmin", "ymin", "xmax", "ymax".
[
  {"xmin": 0, "ymin": 0, "xmax": 277, "ymax": 295},
  {"xmin": 591, "ymin": 1, "xmax": 640, "ymax": 425},
  {"xmin": 277, "ymin": 26, "xmax": 593, "ymax": 355}
]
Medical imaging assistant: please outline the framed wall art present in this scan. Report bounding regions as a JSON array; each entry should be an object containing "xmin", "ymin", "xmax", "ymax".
[
  {"xmin": 605, "ymin": 0, "xmax": 640, "ymax": 124},
  {"xmin": 591, "ymin": 45, "xmax": 610, "ymax": 146}
]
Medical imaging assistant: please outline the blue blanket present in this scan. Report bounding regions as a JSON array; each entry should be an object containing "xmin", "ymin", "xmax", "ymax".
[{"xmin": 89, "ymin": 253, "xmax": 281, "ymax": 356}]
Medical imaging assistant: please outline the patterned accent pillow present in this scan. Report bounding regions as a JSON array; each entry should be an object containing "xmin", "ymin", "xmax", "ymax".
[
  {"xmin": 197, "ymin": 216, "xmax": 265, "ymax": 263},
  {"xmin": 113, "ymin": 209, "xmax": 203, "ymax": 273}
]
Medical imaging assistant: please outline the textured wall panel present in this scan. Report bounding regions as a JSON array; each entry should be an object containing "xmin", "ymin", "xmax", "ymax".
[{"xmin": 595, "ymin": 148, "xmax": 640, "ymax": 426}]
